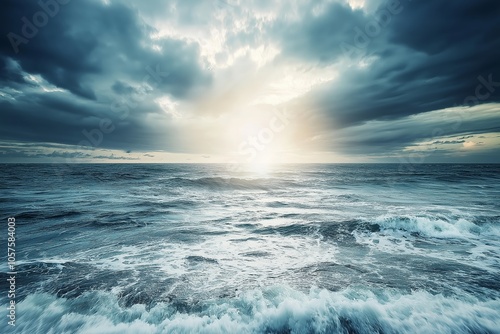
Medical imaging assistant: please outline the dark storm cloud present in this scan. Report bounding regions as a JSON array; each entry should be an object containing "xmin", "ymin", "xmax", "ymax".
[
  {"xmin": 0, "ymin": 56, "xmax": 30, "ymax": 87},
  {"xmin": 0, "ymin": 91, "xmax": 183, "ymax": 153},
  {"xmin": 0, "ymin": 0, "xmax": 211, "ymax": 153},
  {"xmin": 277, "ymin": 2, "xmax": 366, "ymax": 63},
  {"xmin": 1, "ymin": 1, "xmax": 101, "ymax": 99},
  {"xmin": 0, "ymin": 0, "xmax": 210, "ymax": 99},
  {"xmin": 323, "ymin": 103, "xmax": 500, "ymax": 159},
  {"xmin": 0, "ymin": 92, "xmax": 110, "ymax": 146},
  {"xmin": 111, "ymin": 81, "xmax": 138, "ymax": 96},
  {"xmin": 277, "ymin": 0, "xmax": 500, "ymax": 128}
]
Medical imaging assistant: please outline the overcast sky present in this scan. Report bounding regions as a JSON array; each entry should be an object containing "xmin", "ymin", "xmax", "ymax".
[{"xmin": 1, "ymin": 0, "xmax": 500, "ymax": 163}]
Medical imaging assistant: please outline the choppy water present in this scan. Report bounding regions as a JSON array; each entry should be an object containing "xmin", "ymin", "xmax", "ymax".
[{"xmin": 1, "ymin": 163, "xmax": 499, "ymax": 333}]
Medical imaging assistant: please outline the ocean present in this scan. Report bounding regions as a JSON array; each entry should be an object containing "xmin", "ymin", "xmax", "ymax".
[{"xmin": 1, "ymin": 163, "xmax": 499, "ymax": 333}]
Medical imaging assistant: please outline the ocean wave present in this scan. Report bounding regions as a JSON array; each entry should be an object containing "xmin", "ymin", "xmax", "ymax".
[
  {"xmin": 7, "ymin": 209, "xmax": 84, "ymax": 221},
  {"xmin": 369, "ymin": 215, "xmax": 484, "ymax": 239},
  {"xmin": 354, "ymin": 214, "xmax": 500, "ymax": 240},
  {"xmin": 351, "ymin": 214, "xmax": 500, "ymax": 253},
  {"xmin": 352, "ymin": 214, "xmax": 500, "ymax": 271},
  {"xmin": 3, "ymin": 286, "xmax": 499, "ymax": 334},
  {"xmin": 167, "ymin": 176, "xmax": 298, "ymax": 190}
]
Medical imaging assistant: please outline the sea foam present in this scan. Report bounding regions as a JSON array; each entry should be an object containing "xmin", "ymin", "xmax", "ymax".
[{"xmin": 3, "ymin": 286, "xmax": 499, "ymax": 334}]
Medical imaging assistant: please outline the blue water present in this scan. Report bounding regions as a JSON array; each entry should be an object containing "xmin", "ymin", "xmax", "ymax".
[{"xmin": 1, "ymin": 163, "xmax": 499, "ymax": 333}]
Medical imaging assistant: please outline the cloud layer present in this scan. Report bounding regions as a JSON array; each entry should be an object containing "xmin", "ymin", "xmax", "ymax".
[{"xmin": 1, "ymin": 0, "xmax": 499, "ymax": 162}]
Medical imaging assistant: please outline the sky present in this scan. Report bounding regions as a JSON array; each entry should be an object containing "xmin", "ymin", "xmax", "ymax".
[{"xmin": 1, "ymin": 0, "xmax": 500, "ymax": 164}]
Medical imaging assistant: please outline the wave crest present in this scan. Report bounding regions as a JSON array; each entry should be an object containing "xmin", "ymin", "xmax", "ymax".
[
  {"xmin": 370, "ymin": 215, "xmax": 483, "ymax": 239},
  {"xmin": 5, "ymin": 286, "xmax": 500, "ymax": 334}
]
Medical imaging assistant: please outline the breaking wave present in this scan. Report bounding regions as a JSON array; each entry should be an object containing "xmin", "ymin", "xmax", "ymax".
[
  {"xmin": 361, "ymin": 214, "xmax": 500, "ymax": 239},
  {"xmin": 3, "ymin": 286, "xmax": 499, "ymax": 334}
]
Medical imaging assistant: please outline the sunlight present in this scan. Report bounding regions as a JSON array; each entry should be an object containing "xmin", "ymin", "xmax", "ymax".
[
  {"xmin": 347, "ymin": 0, "xmax": 366, "ymax": 10},
  {"xmin": 246, "ymin": 161, "xmax": 272, "ymax": 176},
  {"xmin": 227, "ymin": 109, "xmax": 296, "ymax": 165}
]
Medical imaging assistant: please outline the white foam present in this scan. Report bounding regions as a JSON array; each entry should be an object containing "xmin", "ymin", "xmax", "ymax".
[
  {"xmin": 372, "ymin": 215, "xmax": 482, "ymax": 239},
  {"xmin": 353, "ymin": 214, "xmax": 500, "ymax": 272},
  {"xmin": 3, "ymin": 286, "xmax": 499, "ymax": 334},
  {"xmin": 13, "ymin": 229, "xmax": 337, "ymax": 298}
]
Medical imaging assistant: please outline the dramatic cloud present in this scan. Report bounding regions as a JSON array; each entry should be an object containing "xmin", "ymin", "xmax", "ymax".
[
  {"xmin": 0, "ymin": 0, "xmax": 499, "ymax": 163},
  {"xmin": 286, "ymin": 0, "xmax": 500, "ymax": 127}
]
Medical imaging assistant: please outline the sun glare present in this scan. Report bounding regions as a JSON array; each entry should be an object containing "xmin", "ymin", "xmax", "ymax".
[{"xmin": 225, "ymin": 110, "xmax": 295, "ymax": 164}]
